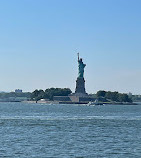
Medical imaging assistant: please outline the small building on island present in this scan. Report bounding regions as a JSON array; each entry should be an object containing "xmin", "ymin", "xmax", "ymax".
[{"xmin": 15, "ymin": 89, "xmax": 23, "ymax": 93}]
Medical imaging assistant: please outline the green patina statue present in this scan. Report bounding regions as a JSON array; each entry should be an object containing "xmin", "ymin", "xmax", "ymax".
[{"xmin": 77, "ymin": 53, "xmax": 86, "ymax": 78}]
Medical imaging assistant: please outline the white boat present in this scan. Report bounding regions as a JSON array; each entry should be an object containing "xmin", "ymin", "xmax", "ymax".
[
  {"xmin": 87, "ymin": 100, "xmax": 103, "ymax": 106},
  {"xmin": 87, "ymin": 101, "xmax": 95, "ymax": 106}
]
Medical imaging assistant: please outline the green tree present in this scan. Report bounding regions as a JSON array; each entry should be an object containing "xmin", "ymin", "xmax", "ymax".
[
  {"xmin": 97, "ymin": 90, "xmax": 106, "ymax": 97},
  {"xmin": 31, "ymin": 89, "xmax": 40, "ymax": 101},
  {"xmin": 44, "ymin": 88, "xmax": 72, "ymax": 100},
  {"xmin": 105, "ymin": 91, "xmax": 119, "ymax": 102},
  {"xmin": 118, "ymin": 93, "xmax": 132, "ymax": 102}
]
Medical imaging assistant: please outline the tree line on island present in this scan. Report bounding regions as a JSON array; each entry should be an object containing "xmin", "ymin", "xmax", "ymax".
[
  {"xmin": 0, "ymin": 92, "xmax": 31, "ymax": 98},
  {"xmin": 0, "ymin": 88, "xmax": 135, "ymax": 103},
  {"xmin": 31, "ymin": 88, "xmax": 72, "ymax": 101},
  {"xmin": 31, "ymin": 88, "xmax": 132, "ymax": 103},
  {"xmin": 96, "ymin": 90, "xmax": 132, "ymax": 103}
]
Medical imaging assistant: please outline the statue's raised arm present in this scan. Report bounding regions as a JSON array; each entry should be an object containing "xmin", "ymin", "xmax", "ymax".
[{"xmin": 77, "ymin": 53, "xmax": 80, "ymax": 61}]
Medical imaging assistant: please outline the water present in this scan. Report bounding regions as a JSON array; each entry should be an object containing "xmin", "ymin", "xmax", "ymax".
[{"xmin": 0, "ymin": 103, "xmax": 141, "ymax": 158}]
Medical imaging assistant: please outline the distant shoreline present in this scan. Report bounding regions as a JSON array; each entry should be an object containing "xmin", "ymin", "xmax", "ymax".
[{"xmin": 0, "ymin": 101, "xmax": 138, "ymax": 105}]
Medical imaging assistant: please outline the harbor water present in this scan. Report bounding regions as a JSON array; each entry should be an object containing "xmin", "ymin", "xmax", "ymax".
[{"xmin": 0, "ymin": 102, "xmax": 141, "ymax": 157}]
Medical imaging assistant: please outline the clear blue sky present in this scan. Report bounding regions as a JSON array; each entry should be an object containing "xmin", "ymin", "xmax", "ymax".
[{"xmin": 0, "ymin": 0, "xmax": 141, "ymax": 94}]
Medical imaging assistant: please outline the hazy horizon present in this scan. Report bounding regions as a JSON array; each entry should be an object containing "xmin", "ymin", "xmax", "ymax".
[{"xmin": 0, "ymin": 0, "xmax": 141, "ymax": 94}]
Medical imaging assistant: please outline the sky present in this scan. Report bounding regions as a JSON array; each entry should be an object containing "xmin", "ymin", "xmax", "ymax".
[{"xmin": 0, "ymin": 0, "xmax": 141, "ymax": 94}]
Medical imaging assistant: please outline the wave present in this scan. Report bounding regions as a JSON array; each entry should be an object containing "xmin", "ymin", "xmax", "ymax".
[{"xmin": 0, "ymin": 115, "xmax": 141, "ymax": 121}]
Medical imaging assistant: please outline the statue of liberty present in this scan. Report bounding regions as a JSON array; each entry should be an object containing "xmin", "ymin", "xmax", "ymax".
[{"xmin": 77, "ymin": 53, "xmax": 86, "ymax": 78}]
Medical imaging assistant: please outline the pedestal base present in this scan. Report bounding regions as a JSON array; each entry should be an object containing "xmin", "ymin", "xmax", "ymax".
[{"xmin": 75, "ymin": 77, "xmax": 86, "ymax": 94}]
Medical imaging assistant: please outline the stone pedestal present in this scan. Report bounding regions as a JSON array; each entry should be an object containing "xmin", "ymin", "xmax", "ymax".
[{"xmin": 75, "ymin": 77, "xmax": 86, "ymax": 94}]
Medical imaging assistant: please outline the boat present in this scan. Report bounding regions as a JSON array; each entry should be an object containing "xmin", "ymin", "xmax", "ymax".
[{"xmin": 87, "ymin": 100, "xmax": 103, "ymax": 106}]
